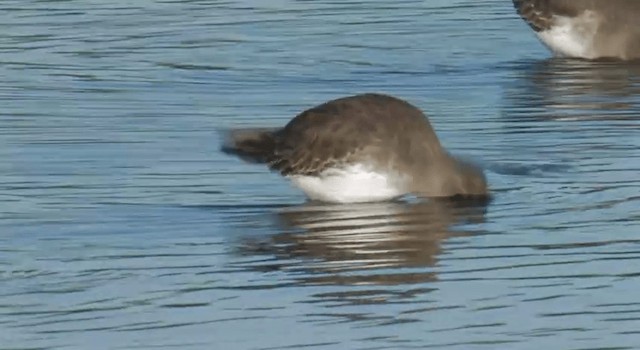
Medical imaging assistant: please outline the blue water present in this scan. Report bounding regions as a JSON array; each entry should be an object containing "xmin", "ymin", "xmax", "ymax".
[{"xmin": 2, "ymin": 1, "xmax": 640, "ymax": 349}]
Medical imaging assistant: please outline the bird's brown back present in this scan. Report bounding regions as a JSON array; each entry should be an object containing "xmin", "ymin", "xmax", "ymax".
[{"xmin": 269, "ymin": 93, "xmax": 445, "ymax": 176}]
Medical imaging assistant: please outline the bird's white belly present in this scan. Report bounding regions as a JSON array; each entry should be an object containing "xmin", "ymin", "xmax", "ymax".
[
  {"xmin": 536, "ymin": 13, "xmax": 598, "ymax": 59},
  {"xmin": 288, "ymin": 164, "xmax": 405, "ymax": 203}
]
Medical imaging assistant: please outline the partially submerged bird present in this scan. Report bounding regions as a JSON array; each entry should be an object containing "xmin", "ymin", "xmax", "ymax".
[
  {"xmin": 512, "ymin": 0, "xmax": 640, "ymax": 60},
  {"xmin": 221, "ymin": 93, "xmax": 488, "ymax": 204}
]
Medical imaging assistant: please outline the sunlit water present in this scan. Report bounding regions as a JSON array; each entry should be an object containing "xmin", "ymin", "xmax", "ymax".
[{"xmin": 2, "ymin": 0, "xmax": 640, "ymax": 349}]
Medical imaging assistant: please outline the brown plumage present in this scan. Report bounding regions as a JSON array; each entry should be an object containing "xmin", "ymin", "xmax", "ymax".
[
  {"xmin": 512, "ymin": 0, "xmax": 640, "ymax": 60},
  {"xmin": 512, "ymin": 0, "xmax": 580, "ymax": 32},
  {"xmin": 222, "ymin": 93, "xmax": 488, "ymax": 203}
]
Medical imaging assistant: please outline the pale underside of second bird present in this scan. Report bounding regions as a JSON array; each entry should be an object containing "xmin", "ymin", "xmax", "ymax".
[
  {"xmin": 512, "ymin": 0, "xmax": 640, "ymax": 60},
  {"xmin": 222, "ymin": 93, "xmax": 488, "ymax": 204}
]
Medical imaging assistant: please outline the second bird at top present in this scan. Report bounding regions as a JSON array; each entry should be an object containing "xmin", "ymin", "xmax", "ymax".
[{"xmin": 512, "ymin": 0, "xmax": 640, "ymax": 60}]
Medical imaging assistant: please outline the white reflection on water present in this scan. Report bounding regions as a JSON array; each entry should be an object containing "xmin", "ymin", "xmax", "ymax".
[{"xmin": 1, "ymin": 0, "xmax": 640, "ymax": 349}]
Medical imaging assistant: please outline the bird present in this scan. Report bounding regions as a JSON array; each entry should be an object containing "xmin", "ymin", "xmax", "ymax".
[
  {"xmin": 220, "ymin": 93, "xmax": 488, "ymax": 204},
  {"xmin": 512, "ymin": 0, "xmax": 640, "ymax": 60}
]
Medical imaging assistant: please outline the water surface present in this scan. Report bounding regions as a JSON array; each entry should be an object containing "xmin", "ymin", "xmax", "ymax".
[{"xmin": 2, "ymin": 0, "xmax": 640, "ymax": 349}]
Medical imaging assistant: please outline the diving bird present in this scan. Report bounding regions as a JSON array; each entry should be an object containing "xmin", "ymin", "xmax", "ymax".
[
  {"xmin": 512, "ymin": 0, "xmax": 640, "ymax": 60},
  {"xmin": 221, "ymin": 93, "xmax": 488, "ymax": 204}
]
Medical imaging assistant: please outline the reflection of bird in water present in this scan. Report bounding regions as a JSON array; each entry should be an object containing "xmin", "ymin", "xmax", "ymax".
[
  {"xmin": 512, "ymin": 0, "xmax": 640, "ymax": 60},
  {"xmin": 221, "ymin": 93, "xmax": 488, "ymax": 203},
  {"xmin": 238, "ymin": 198, "xmax": 489, "ymax": 287},
  {"xmin": 505, "ymin": 58, "xmax": 640, "ymax": 121}
]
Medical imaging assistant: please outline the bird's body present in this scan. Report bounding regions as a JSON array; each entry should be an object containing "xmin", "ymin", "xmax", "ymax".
[
  {"xmin": 512, "ymin": 0, "xmax": 640, "ymax": 60},
  {"xmin": 221, "ymin": 93, "xmax": 488, "ymax": 204},
  {"xmin": 288, "ymin": 163, "xmax": 405, "ymax": 203}
]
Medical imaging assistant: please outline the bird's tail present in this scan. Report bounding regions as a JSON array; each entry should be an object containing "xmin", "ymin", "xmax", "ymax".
[{"xmin": 220, "ymin": 127, "xmax": 279, "ymax": 164}]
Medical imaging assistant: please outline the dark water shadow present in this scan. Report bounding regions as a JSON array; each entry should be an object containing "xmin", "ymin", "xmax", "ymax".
[
  {"xmin": 235, "ymin": 198, "xmax": 489, "ymax": 302},
  {"xmin": 503, "ymin": 58, "xmax": 640, "ymax": 121}
]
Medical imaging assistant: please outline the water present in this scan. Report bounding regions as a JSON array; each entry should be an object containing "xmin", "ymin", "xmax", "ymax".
[{"xmin": 1, "ymin": 0, "xmax": 640, "ymax": 349}]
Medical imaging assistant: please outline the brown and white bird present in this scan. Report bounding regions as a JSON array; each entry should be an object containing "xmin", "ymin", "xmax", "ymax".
[
  {"xmin": 512, "ymin": 0, "xmax": 640, "ymax": 60},
  {"xmin": 221, "ymin": 93, "xmax": 488, "ymax": 204}
]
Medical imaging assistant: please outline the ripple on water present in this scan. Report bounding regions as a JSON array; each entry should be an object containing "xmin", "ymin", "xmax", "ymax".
[{"xmin": 1, "ymin": 0, "xmax": 640, "ymax": 349}]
